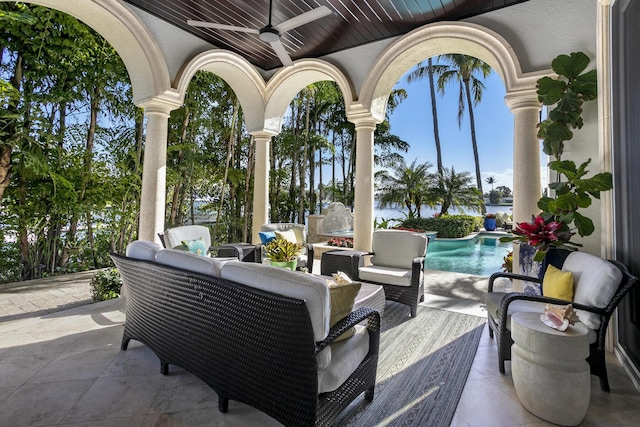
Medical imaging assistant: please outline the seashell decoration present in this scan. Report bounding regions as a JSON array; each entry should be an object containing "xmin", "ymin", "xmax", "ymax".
[
  {"xmin": 326, "ymin": 271, "xmax": 353, "ymax": 287},
  {"xmin": 540, "ymin": 303, "xmax": 580, "ymax": 331}
]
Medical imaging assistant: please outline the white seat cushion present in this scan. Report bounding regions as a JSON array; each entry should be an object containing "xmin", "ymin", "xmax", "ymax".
[
  {"xmin": 155, "ymin": 249, "xmax": 235, "ymax": 278},
  {"xmin": 485, "ymin": 292, "xmax": 597, "ymax": 344},
  {"xmin": 126, "ymin": 240, "xmax": 162, "ymax": 261},
  {"xmin": 220, "ymin": 261, "xmax": 330, "ymax": 341},
  {"xmin": 359, "ymin": 265, "xmax": 420, "ymax": 287},
  {"xmin": 318, "ymin": 325, "xmax": 370, "ymax": 393},
  {"xmin": 563, "ymin": 252, "xmax": 623, "ymax": 330}
]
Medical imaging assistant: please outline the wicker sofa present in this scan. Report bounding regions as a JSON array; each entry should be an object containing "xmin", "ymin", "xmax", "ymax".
[{"xmin": 111, "ymin": 240, "xmax": 380, "ymax": 427}]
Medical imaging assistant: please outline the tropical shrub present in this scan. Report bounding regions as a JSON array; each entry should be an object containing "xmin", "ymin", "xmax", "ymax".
[
  {"xmin": 400, "ymin": 215, "xmax": 477, "ymax": 238},
  {"xmin": 89, "ymin": 268, "xmax": 122, "ymax": 302}
]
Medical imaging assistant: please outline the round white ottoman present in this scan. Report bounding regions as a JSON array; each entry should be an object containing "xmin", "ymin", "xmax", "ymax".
[{"xmin": 511, "ymin": 312, "xmax": 590, "ymax": 426}]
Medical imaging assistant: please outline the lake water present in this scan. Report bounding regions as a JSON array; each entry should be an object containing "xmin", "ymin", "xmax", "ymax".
[{"xmin": 374, "ymin": 204, "xmax": 511, "ymax": 222}]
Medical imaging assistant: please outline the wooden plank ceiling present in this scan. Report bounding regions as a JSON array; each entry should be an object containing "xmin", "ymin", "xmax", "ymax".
[{"xmin": 124, "ymin": 0, "xmax": 531, "ymax": 70}]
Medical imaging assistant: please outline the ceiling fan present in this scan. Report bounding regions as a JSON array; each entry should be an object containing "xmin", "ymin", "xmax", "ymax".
[{"xmin": 187, "ymin": 0, "xmax": 333, "ymax": 67}]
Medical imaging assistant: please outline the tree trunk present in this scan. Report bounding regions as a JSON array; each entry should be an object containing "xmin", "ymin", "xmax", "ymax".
[
  {"xmin": 242, "ymin": 136, "xmax": 255, "ymax": 242},
  {"xmin": 0, "ymin": 53, "xmax": 23, "ymax": 203},
  {"xmin": 298, "ymin": 95, "xmax": 310, "ymax": 223},
  {"xmin": 464, "ymin": 80, "xmax": 485, "ymax": 213},
  {"xmin": 214, "ymin": 98, "xmax": 239, "ymax": 238},
  {"xmin": 428, "ymin": 58, "xmax": 443, "ymax": 174}
]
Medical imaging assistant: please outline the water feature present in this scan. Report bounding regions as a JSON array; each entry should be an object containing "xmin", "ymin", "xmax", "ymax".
[{"xmin": 426, "ymin": 233, "xmax": 512, "ymax": 277}]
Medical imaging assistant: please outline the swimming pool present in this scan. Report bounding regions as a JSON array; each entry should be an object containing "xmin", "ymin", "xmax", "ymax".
[{"xmin": 425, "ymin": 233, "xmax": 512, "ymax": 277}]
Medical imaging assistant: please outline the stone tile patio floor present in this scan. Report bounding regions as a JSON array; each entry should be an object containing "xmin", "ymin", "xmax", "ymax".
[{"xmin": 2, "ymin": 262, "xmax": 640, "ymax": 426}]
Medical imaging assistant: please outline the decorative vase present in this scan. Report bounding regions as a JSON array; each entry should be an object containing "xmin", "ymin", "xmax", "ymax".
[
  {"xmin": 269, "ymin": 260, "xmax": 297, "ymax": 271},
  {"xmin": 484, "ymin": 217, "xmax": 497, "ymax": 231}
]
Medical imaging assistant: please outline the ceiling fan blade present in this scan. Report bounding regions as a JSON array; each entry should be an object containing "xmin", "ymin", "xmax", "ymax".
[
  {"xmin": 269, "ymin": 40, "xmax": 293, "ymax": 67},
  {"xmin": 274, "ymin": 6, "xmax": 332, "ymax": 33},
  {"xmin": 187, "ymin": 20, "xmax": 259, "ymax": 34}
]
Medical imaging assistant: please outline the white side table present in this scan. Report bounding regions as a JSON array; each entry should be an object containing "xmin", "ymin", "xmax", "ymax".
[{"xmin": 511, "ymin": 312, "xmax": 590, "ymax": 426}]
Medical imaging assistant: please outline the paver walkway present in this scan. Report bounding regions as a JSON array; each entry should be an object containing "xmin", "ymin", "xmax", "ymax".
[{"xmin": 0, "ymin": 270, "xmax": 96, "ymax": 323}]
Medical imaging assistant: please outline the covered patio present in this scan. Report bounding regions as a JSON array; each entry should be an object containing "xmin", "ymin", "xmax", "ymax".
[{"xmin": 3, "ymin": 0, "xmax": 640, "ymax": 424}]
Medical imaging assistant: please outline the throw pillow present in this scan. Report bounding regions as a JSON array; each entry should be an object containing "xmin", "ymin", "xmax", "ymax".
[
  {"xmin": 259, "ymin": 231, "xmax": 277, "ymax": 245},
  {"xmin": 181, "ymin": 237, "xmax": 208, "ymax": 256},
  {"xmin": 542, "ymin": 264, "xmax": 574, "ymax": 301},
  {"xmin": 327, "ymin": 281, "xmax": 361, "ymax": 342},
  {"xmin": 275, "ymin": 229, "xmax": 298, "ymax": 244}
]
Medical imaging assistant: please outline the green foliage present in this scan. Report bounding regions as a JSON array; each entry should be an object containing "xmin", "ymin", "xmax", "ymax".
[
  {"xmin": 531, "ymin": 52, "xmax": 612, "ymax": 241},
  {"xmin": 400, "ymin": 215, "xmax": 477, "ymax": 238},
  {"xmin": 264, "ymin": 238, "xmax": 303, "ymax": 262},
  {"xmin": 537, "ymin": 52, "xmax": 598, "ymax": 159},
  {"xmin": 89, "ymin": 268, "xmax": 122, "ymax": 302},
  {"xmin": 376, "ymin": 158, "xmax": 435, "ymax": 218}
]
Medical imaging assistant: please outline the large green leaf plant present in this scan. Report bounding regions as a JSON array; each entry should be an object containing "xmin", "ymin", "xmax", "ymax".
[{"xmin": 503, "ymin": 52, "xmax": 613, "ymax": 260}]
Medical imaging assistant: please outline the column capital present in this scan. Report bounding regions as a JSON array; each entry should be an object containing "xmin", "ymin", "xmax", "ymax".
[
  {"xmin": 138, "ymin": 90, "xmax": 183, "ymax": 116},
  {"xmin": 250, "ymin": 130, "xmax": 278, "ymax": 141},
  {"xmin": 504, "ymin": 90, "xmax": 541, "ymax": 112},
  {"xmin": 349, "ymin": 115, "xmax": 379, "ymax": 130}
]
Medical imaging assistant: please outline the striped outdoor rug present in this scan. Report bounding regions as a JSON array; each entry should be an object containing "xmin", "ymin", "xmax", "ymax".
[{"xmin": 334, "ymin": 303, "xmax": 486, "ymax": 427}]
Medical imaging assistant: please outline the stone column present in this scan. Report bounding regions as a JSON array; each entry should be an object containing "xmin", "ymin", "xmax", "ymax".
[
  {"xmin": 505, "ymin": 92, "xmax": 542, "ymax": 282},
  {"xmin": 139, "ymin": 105, "xmax": 173, "ymax": 243},
  {"xmin": 352, "ymin": 118, "xmax": 377, "ymax": 252},
  {"xmin": 251, "ymin": 132, "xmax": 274, "ymax": 244}
]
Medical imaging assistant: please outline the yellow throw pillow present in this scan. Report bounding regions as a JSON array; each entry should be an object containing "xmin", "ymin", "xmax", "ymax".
[
  {"xmin": 542, "ymin": 264, "xmax": 574, "ymax": 301},
  {"xmin": 275, "ymin": 229, "xmax": 298, "ymax": 244},
  {"xmin": 328, "ymin": 281, "xmax": 361, "ymax": 342}
]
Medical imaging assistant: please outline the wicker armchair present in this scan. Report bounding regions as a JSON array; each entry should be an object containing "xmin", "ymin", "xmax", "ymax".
[
  {"xmin": 355, "ymin": 229, "xmax": 428, "ymax": 317},
  {"xmin": 486, "ymin": 248, "xmax": 637, "ymax": 391}
]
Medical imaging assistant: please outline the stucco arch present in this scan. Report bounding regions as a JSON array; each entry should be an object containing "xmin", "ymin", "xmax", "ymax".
[
  {"xmin": 176, "ymin": 50, "xmax": 268, "ymax": 133},
  {"xmin": 359, "ymin": 21, "xmax": 540, "ymax": 121},
  {"xmin": 8, "ymin": 0, "xmax": 173, "ymax": 106},
  {"xmin": 264, "ymin": 59, "xmax": 356, "ymax": 134}
]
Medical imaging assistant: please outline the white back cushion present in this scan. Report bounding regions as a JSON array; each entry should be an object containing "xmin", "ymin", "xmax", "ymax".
[
  {"xmin": 163, "ymin": 225, "xmax": 211, "ymax": 249},
  {"xmin": 563, "ymin": 252, "xmax": 623, "ymax": 330},
  {"xmin": 155, "ymin": 249, "xmax": 233, "ymax": 278},
  {"xmin": 126, "ymin": 240, "xmax": 162, "ymax": 261},
  {"xmin": 221, "ymin": 261, "xmax": 330, "ymax": 341},
  {"xmin": 371, "ymin": 229, "xmax": 428, "ymax": 269}
]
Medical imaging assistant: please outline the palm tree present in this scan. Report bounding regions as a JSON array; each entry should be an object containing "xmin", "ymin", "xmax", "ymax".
[
  {"xmin": 433, "ymin": 166, "xmax": 484, "ymax": 215},
  {"xmin": 406, "ymin": 58, "xmax": 448, "ymax": 173},
  {"xmin": 486, "ymin": 176, "xmax": 496, "ymax": 191},
  {"xmin": 436, "ymin": 54, "xmax": 492, "ymax": 207},
  {"xmin": 376, "ymin": 159, "xmax": 434, "ymax": 218}
]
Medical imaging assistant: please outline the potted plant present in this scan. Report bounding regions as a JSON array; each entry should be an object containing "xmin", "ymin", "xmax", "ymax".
[
  {"xmin": 484, "ymin": 213, "xmax": 497, "ymax": 231},
  {"xmin": 264, "ymin": 238, "xmax": 304, "ymax": 271},
  {"xmin": 501, "ymin": 52, "xmax": 612, "ymax": 261}
]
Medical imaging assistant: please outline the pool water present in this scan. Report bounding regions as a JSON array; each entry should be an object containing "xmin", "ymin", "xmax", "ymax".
[{"xmin": 425, "ymin": 234, "xmax": 512, "ymax": 277}]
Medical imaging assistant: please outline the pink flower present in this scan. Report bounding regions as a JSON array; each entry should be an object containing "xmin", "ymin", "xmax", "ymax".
[{"xmin": 514, "ymin": 215, "xmax": 564, "ymax": 247}]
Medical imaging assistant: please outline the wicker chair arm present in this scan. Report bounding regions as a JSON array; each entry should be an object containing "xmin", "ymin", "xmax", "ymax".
[
  {"xmin": 315, "ymin": 306, "xmax": 380, "ymax": 353},
  {"xmin": 488, "ymin": 272, "xmax": 541, "ymax": 292},
  {"xmin": 209, "ymin": 244, "xmax": 241, "ymax": 260},
  {"xmin": 496, "ymin": 292, "xmax": 607, "ymax": 326}
]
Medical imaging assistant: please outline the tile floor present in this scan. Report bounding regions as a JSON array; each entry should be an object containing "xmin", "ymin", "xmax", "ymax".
[{"xmin": 1, "ymin": 270, "xmax": 640, "ymax": 426}]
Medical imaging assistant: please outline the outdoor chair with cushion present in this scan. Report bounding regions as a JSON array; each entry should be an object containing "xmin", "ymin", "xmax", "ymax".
[
  {"xmin": 255, "ymin": 223, "xmax": 315, "ymax": 273},
  {"xmin": 355, "ymin": 229, "xmax": 429, "ymax": 318},
  {"xmin": 485, "ymin": 248, "xmax": 638, "ymax": 391},
  {"xmin": 160, "ymin": 225, "xmax": 249, "ymax": 261},
  {"xmin": 160, "ymin": 225, "xmax": 212, "ymax": 253}
]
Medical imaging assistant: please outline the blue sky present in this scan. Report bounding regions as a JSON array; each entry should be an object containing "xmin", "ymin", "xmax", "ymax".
[{"xmin": 387, "ymin": 66, "xmax": 517, "ymax": 192}]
